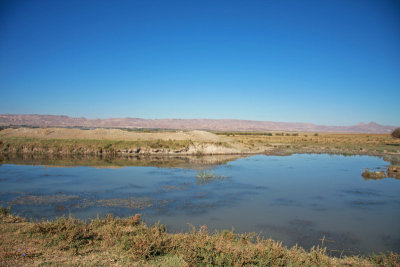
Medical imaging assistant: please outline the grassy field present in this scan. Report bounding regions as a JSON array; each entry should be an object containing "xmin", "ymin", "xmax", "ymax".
[{"xmin": 1, "ymin": 208, "xmax": 399, "ymax": 266}]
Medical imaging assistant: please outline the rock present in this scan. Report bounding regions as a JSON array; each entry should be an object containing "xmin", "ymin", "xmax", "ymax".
[{"xmin": 387, "ymin": 166, "xmax": 400, "ymax": 178}]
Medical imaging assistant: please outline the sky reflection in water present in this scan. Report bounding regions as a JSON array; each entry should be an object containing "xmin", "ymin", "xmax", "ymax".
[{"xmin": 0, "ymin": 154, "xmax": 399, "ymax": 255}]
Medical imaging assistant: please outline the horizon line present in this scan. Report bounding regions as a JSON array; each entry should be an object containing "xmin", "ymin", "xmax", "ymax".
[{"xmin": 0, "ymin": 113, "xmax": 397, "ymax": 127}]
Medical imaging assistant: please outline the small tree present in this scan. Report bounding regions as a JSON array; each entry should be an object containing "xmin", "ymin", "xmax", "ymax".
[{"xmin": 392, "ymin": 128, "xmax": 400, "ymax": 138}]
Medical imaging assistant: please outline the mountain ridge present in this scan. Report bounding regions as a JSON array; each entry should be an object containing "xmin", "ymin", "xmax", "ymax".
[{"xmin": 0, "ymin": 114, "xmax": 396, "ymax": 133}]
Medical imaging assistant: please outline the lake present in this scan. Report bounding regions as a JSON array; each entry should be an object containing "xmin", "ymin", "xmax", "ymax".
[{"xmin": 0, "ymin": 153, "xmax": 399, "ymax": 256}]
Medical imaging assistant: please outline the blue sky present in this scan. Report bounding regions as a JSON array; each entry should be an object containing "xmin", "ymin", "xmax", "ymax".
[{"xmin": 0, "ymin": 0, "xmax": 399, "ymax": 126}]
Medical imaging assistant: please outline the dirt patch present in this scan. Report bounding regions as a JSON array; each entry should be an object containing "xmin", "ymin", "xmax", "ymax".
[{"xmin": 0, "ymin": 128, "xmax": 228, "ymax": 143}]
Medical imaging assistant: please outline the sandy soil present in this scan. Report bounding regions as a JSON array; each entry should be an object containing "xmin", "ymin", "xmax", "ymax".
[{"xmin": 0, "ymin": 128, "xmax": 230, "ymax": 143}]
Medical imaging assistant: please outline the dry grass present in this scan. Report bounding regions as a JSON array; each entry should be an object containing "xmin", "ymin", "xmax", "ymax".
[
  {"xmin": 0, "ymin": 209, "xmax": 398, "ymax": 266},
  {"xmin": 227, "ymin": 132, "xmax": 400, "ymax": 156}
]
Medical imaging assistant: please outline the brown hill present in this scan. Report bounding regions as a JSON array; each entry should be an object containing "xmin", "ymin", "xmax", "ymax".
[{"xmin": 0, "ymin": 114, "xmax": 396, "ymax": 133}]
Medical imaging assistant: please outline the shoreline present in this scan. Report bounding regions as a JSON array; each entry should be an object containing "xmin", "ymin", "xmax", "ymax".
[
  {"xmin": 0, "ymin": 209, "xmax": 399, "ymax": 266},
  {"xmin": 1, "ymin": 137, "xmax": 399, "ymax": 157},
  {"xmin": 1, "ymin": 138, "xmax": 399, "ymax": 165}
]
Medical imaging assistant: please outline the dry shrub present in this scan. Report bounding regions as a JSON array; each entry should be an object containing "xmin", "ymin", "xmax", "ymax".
[{"xmin": 31, "ymin": 216, "xmax": 97, "ymax": 254}]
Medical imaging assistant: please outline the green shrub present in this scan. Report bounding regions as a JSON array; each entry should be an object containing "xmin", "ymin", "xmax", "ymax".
[
  {"xmin": 391, "ymin": 128, "xmax": 400, "ymax": 138},
  {"xmin": 0, "ymin": 206, "xmax": 11, "ymax": 216}
]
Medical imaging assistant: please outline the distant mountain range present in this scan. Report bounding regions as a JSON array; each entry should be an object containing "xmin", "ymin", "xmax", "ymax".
[{"xmin": 0, "ymin": 114, "xmax": 397, "ymax": 133}]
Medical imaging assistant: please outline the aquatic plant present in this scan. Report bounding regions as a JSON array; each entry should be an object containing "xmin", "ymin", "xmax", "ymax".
[{"xmin": 195, "ymin": 170, "xmax": 226, "ymax": 185}]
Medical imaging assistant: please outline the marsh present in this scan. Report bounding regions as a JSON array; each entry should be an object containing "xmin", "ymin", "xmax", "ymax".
[{"xmin": 0, "ymin": 154, "xmax": 399, "ymax": 255}]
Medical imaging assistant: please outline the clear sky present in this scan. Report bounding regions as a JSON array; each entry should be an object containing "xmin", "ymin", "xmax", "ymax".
[{"xmin": 0, "ymin": 0, "xmax": 399, "ymax": 126}]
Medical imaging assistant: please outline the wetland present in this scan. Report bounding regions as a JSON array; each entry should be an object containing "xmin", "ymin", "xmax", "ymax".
[
  {"xmin": 1, "ymin": 128, "xmax": 400, "ymax": 265},
  {"xmin": 1, "ymin": 153, "xmax": 399, "ymax": 256}
]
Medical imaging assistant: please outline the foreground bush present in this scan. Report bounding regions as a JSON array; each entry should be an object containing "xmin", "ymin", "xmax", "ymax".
[{"xmin": 0, "ymin": 209, "xmax": 399, "ymax": 266}]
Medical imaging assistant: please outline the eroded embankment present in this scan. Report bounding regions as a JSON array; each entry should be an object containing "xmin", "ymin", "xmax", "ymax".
[
  {"xmin": 0, "ymin": 137, "xmax": 246, "ymax": 156},
  {"xmin": 1, "ymin": 127, "xmax": 400, "ymax": 160},
  {"xmin": 0, "ymin": 128, "xmax": 250, "ymax": 156}
]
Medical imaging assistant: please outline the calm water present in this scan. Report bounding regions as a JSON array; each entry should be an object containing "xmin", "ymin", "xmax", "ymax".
[{"xmin": 0, "ymin": 154, "xmax": 399, "ymax": 255}]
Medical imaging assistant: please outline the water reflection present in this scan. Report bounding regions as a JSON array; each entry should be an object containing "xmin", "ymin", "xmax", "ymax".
[{"xmin": 0, "ymin": 153, "xmax": 245, "ymax": 169}]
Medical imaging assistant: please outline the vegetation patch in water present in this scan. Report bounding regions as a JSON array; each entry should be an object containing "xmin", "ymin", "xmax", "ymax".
[
  {"xmin": 94, "ymin": 197, "xmax": 154, "ymax": 209},
  {"xmin": 7, "ymin": 193, "xmax": 162, "ymax": 211},
  {"xmin": 387, "ymin": 166, "xmax": 400, "ymax": 178},
  {"xmin": 10, "ymin": 194, "xmax": 80, "ymax": 206},
  {"xmin": 362, "ymin": 169, "xmax": 387, "ymax": 179},
  {"xmin": 196, "ymin": 170, "xmax": 227, "ymax": 185},
  {"xmin": 362, "ymin": 166, "xmax": 400, "ymax": 180}
]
